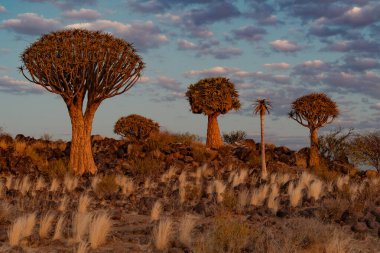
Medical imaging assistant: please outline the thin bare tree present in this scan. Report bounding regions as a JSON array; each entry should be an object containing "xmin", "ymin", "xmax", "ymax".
[{"xmin": 254, "ymin": 98, "xmax": 271, "ymax": 179}]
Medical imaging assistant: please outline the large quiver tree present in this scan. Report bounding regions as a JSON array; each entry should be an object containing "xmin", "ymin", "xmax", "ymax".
[
  {"xmin": 185, "ymin": 77, "xmax": 240, "ymax": 148},
  {"xmin": 289, "ymin": 93, "xmax": 339, "ymax": 169},
  {"xmin": 20, "ymin": 29, "xmax": 144, "ymax": 175}
]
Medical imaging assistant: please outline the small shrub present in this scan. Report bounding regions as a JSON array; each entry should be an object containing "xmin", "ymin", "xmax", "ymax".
[
  {"xmin": 195, "ymin": 216, "xmax": 250, "ymax": 253},
  {"xmin": 129, "ymin": 156, "xmax": 163, "ymax": 177},
  {"xmin": 42, "ymin": 159, "xmax": 68, "ymax": 180},
  {"xmin": 114, "ymin": 114, "xmax": 159, "ymax": 141},
  {"xmin": 94, "ymin": 174, "xmax": 118, "ymax": 197},
  {"xmin": 223, "ymin": 130, "xmax": 247, "ymax": 144}
]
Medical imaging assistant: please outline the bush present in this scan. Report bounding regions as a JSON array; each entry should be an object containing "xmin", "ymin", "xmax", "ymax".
[
  {"xmin": 318, "ymin": 127, "xmax": 353, "ymax": 163},
  {"xmin": 95, "ymin": 174, "xmax": 119, "ymax": 197},
  {"xmin": 348, "ymin": 131, "xmax": 380, "ymax": 172},
  {"xmin": 114, "ymin": 114, "xmax": 159, "ymax": 142},
  {"xmin": 129, "ymin": 156, "xmax": 163, "ymax": 177},
  {"xmin": 194, "ymin": 215, "xmax": 250, "ymax": 253},
  {"xmin": 223, "ymin": 130, "xmax": 246, "ymax": 144}
]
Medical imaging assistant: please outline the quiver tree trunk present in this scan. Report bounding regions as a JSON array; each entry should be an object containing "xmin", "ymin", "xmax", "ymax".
[
  {"xmin": 260, "ymin": 112, "xmax": 267, "ymax": 179},
  {"xmin": 206, "ymin": 113, "xmax": 223, "ymax": 149},
  {"xmin": 68, "ymin": 105, "xmax": 98, "ymax": 175},
  {"xmin": 309, "ymin": 128, "xmax": 319, "ymax": 169}
]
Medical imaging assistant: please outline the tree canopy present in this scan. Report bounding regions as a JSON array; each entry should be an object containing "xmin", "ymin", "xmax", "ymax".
[
  {"xmin": 114, "ymin": 114, "xmax": 159, "ymax": 141},
  {"xmin": 20, "ymin": 29, "xmax": 144, "ymax": 107},
  {"xmin": 289, "ymin": 93, "xmax": 339, "ymax": 129},
  {"xmin": 185, "ymin": 77, "xmax": 240, "ymax": 116}
]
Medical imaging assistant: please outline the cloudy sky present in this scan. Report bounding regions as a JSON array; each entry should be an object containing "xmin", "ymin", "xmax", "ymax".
[{"xmin": 0, "ymin": 0, "xmax": 379, "ymax": 149}]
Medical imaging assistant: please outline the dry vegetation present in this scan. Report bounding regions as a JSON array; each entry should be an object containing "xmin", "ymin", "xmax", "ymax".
[{"xmin": 0, "ymin": 134, "xmax": 379, "ymax": 252}]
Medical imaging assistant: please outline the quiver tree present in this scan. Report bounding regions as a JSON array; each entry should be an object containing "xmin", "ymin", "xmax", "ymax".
[
  {"xmin": 114, "ymin": 114, "xmax": 159, "ymax": 142},
  {"xmin": 289, "ymin": 93, "xmax": 339, "ymax": 168},
  {"xmin": 253, "ymin": 98, "xmax": 271, "ymax": 179},
  {"xmin": 20, "ymin": 29, "xmax": 144, "ymax": 175},
  {"xmin": 185, "ymin": 77, "xmax": 240, "ymax": 148}
]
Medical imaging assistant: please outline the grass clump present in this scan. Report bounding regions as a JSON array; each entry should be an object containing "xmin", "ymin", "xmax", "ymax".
[{"xmin": 195, "ymin": 216, "xmax": 250, "ymax": 253}]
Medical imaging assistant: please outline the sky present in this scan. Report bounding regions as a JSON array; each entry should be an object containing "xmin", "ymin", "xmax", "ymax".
[{"xmin": 0, "ymin": 0, "xmax": 379, "ymax": 150}]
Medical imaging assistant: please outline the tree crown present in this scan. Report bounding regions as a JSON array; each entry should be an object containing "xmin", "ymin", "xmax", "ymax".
[
  {"xmin": 253, "ymin": 98, "xmax": 272, "ymax": 115},
  {"xmin": 185, "ymin": 77, "xmax": 240, "ymax": 116},
  {"xmin": 114, "ymin": 114, "xmax": 159, "ymax": 141},
  {"xmin": 289, "ymin": 93, "xmax": 339, "ymax": 129},
  {"xmin": 20, "ymin": 29, "xmax": 144, "ymax": 106}
]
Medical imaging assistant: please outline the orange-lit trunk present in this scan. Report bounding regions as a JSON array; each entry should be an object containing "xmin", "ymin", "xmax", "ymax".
[
  {"xmin": 260, "ymin": 111, "xmax": 267, "ymax": 179},
  {"xmin": 309, "ymin": 128, "xmax": 319, "ymax": 169},
  {"xmin": 206, "ymin": 113, "xmax": 223, "ymax": 149},
  {"xmin": 68, "ymin": 106, "xmax": 97, "ymax": 175}
]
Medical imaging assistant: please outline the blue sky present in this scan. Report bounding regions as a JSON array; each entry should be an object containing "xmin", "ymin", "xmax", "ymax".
[{"xmin": 0, "ymin": 0, "xmax": 379, "ymax": 149}]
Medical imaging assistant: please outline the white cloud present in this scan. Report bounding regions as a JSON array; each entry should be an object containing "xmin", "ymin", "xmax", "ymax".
[
  {"xmin": 63, "ymin": 8, "xmax": 101, "ymax": 20},
  {"xmin": 263, "ymin": 62, "xmax": 290, "ymax": 69},
  {"xmin": 177, "ymin": 39, "xmax": 198, "ymax": 50},
  {"xmin": 270, "ymin": 39, "xmax": 302, "ymax": 52},
  {"xmin": 66, "ymin": 20, "xmax": 168, "ymax": 50},
  {"xmin": 0, "ymin": 75, "xmax": 44, "ymax": 94},
  {"xmin": 0, "ymin": 5, "xmax": 6, "ymax": 12},
  {"xmin": 156, "ymin": 13, "xmax": 181, "ymax": 23},
  {"xmin": 2, "ymin": 13, "xmax": 60, "ymax": 35},
  {"xmin": 301, "ymin": 60, "xmax": 326, "ymax": 68},
  {"xmin": 370, "ymin": 102, "xmax": 380, "ymax": 110}
]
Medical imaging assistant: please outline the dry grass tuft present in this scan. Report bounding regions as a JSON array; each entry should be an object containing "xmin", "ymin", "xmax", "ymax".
[
  {"xmin": 161, "ymin": 166, "xmax": 177, "ymax": 183},
  {"xmin": 336, "ymin": 175, "xmax": 349, "ymax": 191},
  {"xmin": 250, "ymin": 184, "xmax": 269, "ymax": 206},
  {"xmin": 299, "ymin": 172, "xmax": 314, "ymax": 189},
  {"xmin": 49, "ymin": 178, "xmax": 60, "ymax": 192},
  {"xmin": 267, "ymin": 183, "xmax": 279, "ymax": 213},
  {"xmin": 25, "ymin": 212, "xmax": 37, "ymax": 238},
  {"xmin": 8, "ymin": 212, "xmax": 36, "ymax": 246},
  {"xmin": 179, "ymin": 171, "xmax": 187, "ymax": 187},
  {"xmin": 78, "ymin": 194, "xmax": 91, "ymax": 214},
  {"xmin": 153, "ymin": 218, "xmax": 173, "ymax": 251},
  {"xmin": 91, "ymin": 175, "xmax": 100, "ymax": 192},
  {"xmin": 89, "ymin": 212, "xmax": 112, "ymax": 249},
  {"xmin": 8, "ymin": 215, "xmax": 26, "ymax": 246},
  {"xmin": 288, "ymin": 182, "xmax": 303, "ymax": 207},
  {"xmin": 232, "ymin": 169, "xmax": 248, "ymax": 188},
  {"xmin": 179, "ymin": 214, "xmax": 197, "ymax": 247},
  {"xmin": 19, "ymin": 175, "xmax": 31, "ymax": 196},
  {"xmin": 35, "ymin": 176, "xmax": 46, "ymax": 191},
  {"xmin": 76, "ymin": 241, "xmax": 89, "ymax": 253},
  {"xmin": 151, "ymin": 200, "xmax": 162, "ymax": 222},
  {"xmin": 214, "ymin": 180, "xmax": 226, "ymax": 203},
  {"xmin": 64, "ymin": 174, "xmax": 78, "ymax": 192},
  {"xmin": 308, "ymin": 179, "xmax": 323, "ymax": 200},
  {"xmin": 53, "ymin": 215, "xmax": 65, "ymax": 241},
  {"xmin": 39, "ymin": 212, "xmax": 55, "ymax": 239},
  {"xmin": 5, "ymin": 175, "xmax": 13, "ymax": 190},
  {"xmin": 58, "ymin": 196, "xmax": 68, "ymax": 212}
]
